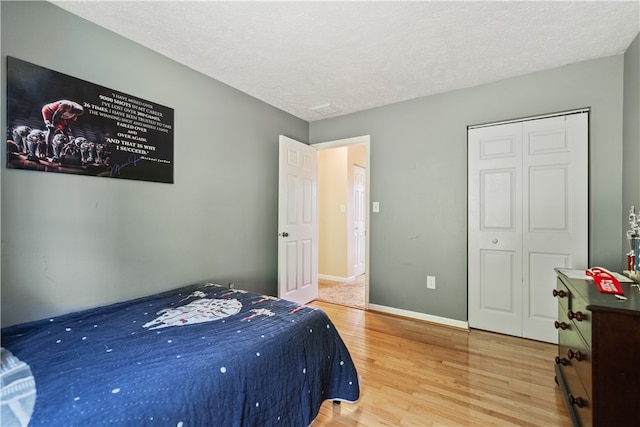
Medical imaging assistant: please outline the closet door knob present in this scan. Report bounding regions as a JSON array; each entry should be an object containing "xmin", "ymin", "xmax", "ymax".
[{"xmin": 491, "ymin": 238, "xmax": 498, "ymax": 244}]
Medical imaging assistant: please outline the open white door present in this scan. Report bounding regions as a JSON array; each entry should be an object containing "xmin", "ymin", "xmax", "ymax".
[{"xmin": 278, "ymin": 136, "xmax": 318, "ymax": 304}]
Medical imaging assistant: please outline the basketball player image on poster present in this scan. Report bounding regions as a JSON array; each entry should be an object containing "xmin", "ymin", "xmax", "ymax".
[{"xmin": 6, "ymin": 57, "xmax": 174, "ymax": 184}]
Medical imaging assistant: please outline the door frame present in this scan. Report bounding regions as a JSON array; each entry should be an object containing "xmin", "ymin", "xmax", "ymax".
[{"xmin": 312, "ymin": 135, "xmax": 370, "ymax": 309}]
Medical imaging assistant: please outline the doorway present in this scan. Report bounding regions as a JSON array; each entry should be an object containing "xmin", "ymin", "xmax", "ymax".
[{"xmin": 313, "ymin": 136, "xmax": 370, "ymax": 309}]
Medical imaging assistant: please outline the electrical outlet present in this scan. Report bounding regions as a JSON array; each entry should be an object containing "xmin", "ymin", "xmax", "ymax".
[{"xmin": 427, "ymin": 276, "xmax": 436, "ymax": 289}]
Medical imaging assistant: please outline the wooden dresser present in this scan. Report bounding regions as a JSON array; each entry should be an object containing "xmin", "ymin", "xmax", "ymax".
[{"xmin": 554, "ymin": 269, "xmax": 640, "ymax": 427}]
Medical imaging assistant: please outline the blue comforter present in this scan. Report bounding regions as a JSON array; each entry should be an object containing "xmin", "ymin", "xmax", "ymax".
[{"xmin": 1, "ymin": 283, "xmax": 359, "ymax": 426}]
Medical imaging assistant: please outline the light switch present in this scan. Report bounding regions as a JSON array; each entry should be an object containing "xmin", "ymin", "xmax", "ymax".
[{"xmin": 372, "ymin": 201, "xmax": 380, "ymax": 212}]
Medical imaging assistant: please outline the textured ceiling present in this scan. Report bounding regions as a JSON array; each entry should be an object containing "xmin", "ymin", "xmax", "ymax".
[{"xmin": 51, "ymin": 1, "xmax": 640, "ymax": 122}]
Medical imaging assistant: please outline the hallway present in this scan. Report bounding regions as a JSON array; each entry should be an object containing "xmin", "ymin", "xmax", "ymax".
[{"xmin": 316, "ymin": 275, "xmax": 365, "ymax": 309}]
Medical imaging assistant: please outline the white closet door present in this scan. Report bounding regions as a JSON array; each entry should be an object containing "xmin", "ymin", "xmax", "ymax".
[
  {"xmin": 468, "ymin": 122, "xmax": 524, "ymax": 337},
  {"xmin": 522, "ymin": 113, "xmax": 588, "ymax": 342},
  {"xmin": 468, "ymin": 112, "xmax": 588, "ymax": 343}
]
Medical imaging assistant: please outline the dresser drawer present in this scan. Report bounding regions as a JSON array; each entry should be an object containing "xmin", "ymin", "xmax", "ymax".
[
  {"xmin": 555, "ymin": 278, "xmax": 572, "ymax": 313},
  {"xmin": 556, "ymin": 359, "xmax": 592, "ymax": 427},
  {"xmin": 568, "ymin": 291, "xmax": 592, "ymax": 344},
  {"xmin": 556, "ymin": 276, "xmax": 592, "ymax": 344},
  {"xmin": 563, "ymin": 364, "xmax": 592, "ymax": 427},
  {"xmin": 558, "ymin": 311, "xmax": 592, "ymax": 399}
]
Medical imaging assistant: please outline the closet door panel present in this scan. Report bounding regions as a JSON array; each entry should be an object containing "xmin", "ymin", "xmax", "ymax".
[
  {"xmin": 522, "ymin": 113, "xmax": 588, "ymax": 343},
  {"xmin": 468, "ymin": 122, "xmax": 523, "ymax": 336},
  {"xmin": 529, "ymin": 165, "xmax": 568, "ymax": 231},
  {"xmin": 481, "ymin": 168, "xmax": 516, "ymax": 230}
]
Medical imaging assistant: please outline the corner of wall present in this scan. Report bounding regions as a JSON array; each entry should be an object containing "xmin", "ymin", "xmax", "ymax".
[{"xmin": 622, "ymin": 33, "xmax": 640, "ymax": 268}]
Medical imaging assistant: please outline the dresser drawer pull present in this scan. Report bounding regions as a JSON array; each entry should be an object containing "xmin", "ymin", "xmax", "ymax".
[
  {"xmin": 555, "ymin": 356, "xmax": 569, "ymax": 366},
  {"xmin": 567, "ymin": 310, "xmax": 587, "ymax": 321},
  {"xmin": 554, "ymin": 321, "xmax": 569, "ymax": 330},
  {"xmin": 553, "ymin": 289, "xmax": 568, "ymax": 298},
  {"xmin": 567, "ymin": 349, "xmax": 584, "ymax": 362},
  {"xmin": 569, "ymin": 394, "xmax": 586, "ymax": 408}
]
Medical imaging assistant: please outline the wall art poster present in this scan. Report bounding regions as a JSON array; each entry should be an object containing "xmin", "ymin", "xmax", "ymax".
[{"xmin": 6, "ymin": 57, "xmax": 174, "ymax": 183}]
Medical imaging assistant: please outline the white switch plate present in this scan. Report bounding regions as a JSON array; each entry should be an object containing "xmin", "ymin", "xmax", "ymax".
[{"xmin": 372, "ymin": 201, "xmax": 380, "ymax": 212}]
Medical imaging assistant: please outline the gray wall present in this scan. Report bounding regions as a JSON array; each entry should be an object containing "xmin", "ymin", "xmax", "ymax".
[
  {"xmin": 310, "ymin": 54, "xmax": 630, "ymax": 322},
  {"xmin": 2, "ymin": 1, "xmax": 637, "ymax": 327},
  {"xmin": 1, "ymin": 1, "xmax": 308, "ymax": 326},
  {"xmin": 623, "ymin": 34, "xmax": 640, "ymax": 258}
]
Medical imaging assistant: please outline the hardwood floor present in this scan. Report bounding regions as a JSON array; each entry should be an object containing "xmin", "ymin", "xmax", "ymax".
[{"xmin": 310, "ymin": 301, "xmax": 571, "ymax": 426}]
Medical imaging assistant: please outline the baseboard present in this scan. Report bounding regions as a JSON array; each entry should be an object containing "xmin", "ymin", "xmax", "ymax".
[
  {"xmin": 368, "ymin": 303, "xmax": 469, "ymax": 330},
  {"xmin": 318, "ymin": 274, "xmax": 357, "ymax": 283}
]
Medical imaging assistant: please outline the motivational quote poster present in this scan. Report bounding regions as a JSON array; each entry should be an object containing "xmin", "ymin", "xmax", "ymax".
[{"xmin": 6, "ymin": 57, "xmax": 174, "ymax": 183}]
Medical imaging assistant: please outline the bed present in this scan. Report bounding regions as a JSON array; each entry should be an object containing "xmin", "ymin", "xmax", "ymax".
[{"xmin": 0, "ymin": 283, "xmax": 360, "ymax": 426}]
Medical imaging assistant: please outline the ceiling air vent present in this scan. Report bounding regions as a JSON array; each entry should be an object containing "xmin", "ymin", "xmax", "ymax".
[{"xmin": 311, "ymin": 103, "xmax": 342, "ymax": 117}]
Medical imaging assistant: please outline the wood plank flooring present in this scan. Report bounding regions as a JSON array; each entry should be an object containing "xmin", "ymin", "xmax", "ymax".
[{"xmin": 310, "ymin": 301, "xmax": 571, "ymax": 426}]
